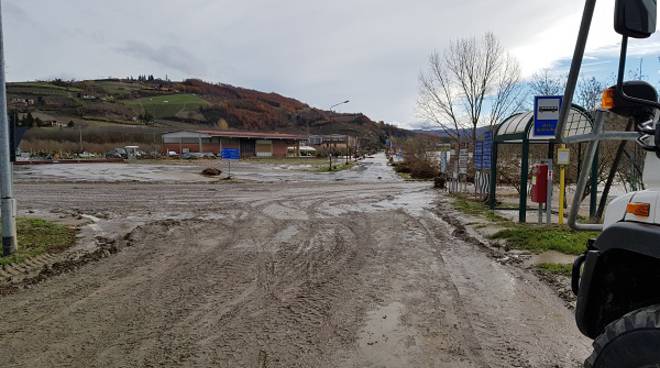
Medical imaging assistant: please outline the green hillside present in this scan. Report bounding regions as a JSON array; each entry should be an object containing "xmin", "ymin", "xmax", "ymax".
[
  {"xmin": 7, "ymin": 78, "xmax": 414, "ymax": 154},
  {"xmin": 124, "ymin": 94, "xmax": 209, "ymax": 119}
]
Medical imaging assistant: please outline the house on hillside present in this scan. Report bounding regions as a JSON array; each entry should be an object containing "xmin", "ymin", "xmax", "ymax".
[{"xmin": 161, "ymin": 130, "xmax": 306, "ymax": 158}]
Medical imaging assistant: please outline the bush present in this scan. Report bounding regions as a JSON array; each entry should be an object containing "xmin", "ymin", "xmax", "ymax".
[{"xmin": 398, "ymin": 137, "xmax": 439, "ymax": 179}]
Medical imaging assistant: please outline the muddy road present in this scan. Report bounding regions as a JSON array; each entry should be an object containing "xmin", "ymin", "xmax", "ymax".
[{"xmin": 1, "ymin": 155, "xmax": 589, "ymax": 367}]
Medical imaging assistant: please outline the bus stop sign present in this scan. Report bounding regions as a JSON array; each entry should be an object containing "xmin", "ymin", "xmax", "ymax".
[{"xmin": 534, "ymin": 96, "xmax": 563, "ymax": 136}]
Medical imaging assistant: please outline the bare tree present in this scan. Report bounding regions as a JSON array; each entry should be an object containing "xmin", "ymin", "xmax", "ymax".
[
  {"xmin": 417, "ymin": 52, "xmax": 468, "ymax": 143},
  {"xmin": 576, "ymin": 77, "xmax": 604, "ymax": 113},
  {"xmin": 417, "ymin": 33, "xmax": 523, "ymax": 145},
  {"xmin": 529, "ymin": 70, "xmax": 565, "ymax": 96},
  {"xmin": 487, "ymin": 54, "xmax": 527, "ymax": 127}
]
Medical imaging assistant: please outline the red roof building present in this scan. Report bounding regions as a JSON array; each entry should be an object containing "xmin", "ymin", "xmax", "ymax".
[{"xmin": 161, "ymin": 130, "xmax": 306, "ymax": 158}]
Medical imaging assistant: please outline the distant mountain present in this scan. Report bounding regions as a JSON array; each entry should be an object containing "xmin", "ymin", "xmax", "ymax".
[
  {"xmin": 413, "ymin": 125, "xmax": 494, "ymax": 139},
  {"xmin": 7, "ymin": 78, "xmax": 415, "ymax": 150}
]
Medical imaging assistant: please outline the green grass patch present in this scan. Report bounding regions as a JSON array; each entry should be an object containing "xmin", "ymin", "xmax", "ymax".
[
  {"xmin": 0, "ymin": 218, "xmax": 76, "ymax": 266},
  {"xmin": 450, "ymin": 196, "xmax": 597, "ymax": 256},
  {"xmin": 9, "ymin": 82, "xmax": 81, "ymax": 92},
  {"xmin": 452, "ymin": 196, "xmax": 509, "ymax": 223},
  {"xmin": 124, "ymin": 93, "xmax": 209, "ymax": 119},
  {"xmin": 536, "ymin": 263, "xmax": 572, "ymax": 277},
  {"xmin": 317, "ymin": 162, "xmax": 355, "ymax": 172},
  {"xmin": 396, "ymin": 172, "xmax": 413, "ymax": 180},
  {"xmin": 491, "ymin": 225, "xmax": 597, "ymax": 255}
]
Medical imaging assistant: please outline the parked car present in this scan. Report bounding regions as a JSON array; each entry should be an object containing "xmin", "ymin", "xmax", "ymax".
[
  {"xmin": 181, "ymin": 152, "xmax": 203, "ymax": 160},
  {"xmin": 105, "ymin": 148, "xmax": 127, "ymax": 159}
]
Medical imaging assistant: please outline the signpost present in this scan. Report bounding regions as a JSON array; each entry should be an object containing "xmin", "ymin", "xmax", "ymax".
[
  {"xmin": 221, "ymin": 148, "xmax": 240, "ymax": 179},
  {"xmin": 459, "ymin": 148, "xmax": 468, "ymax": 175},
  {"xmin": 557, "ymin": 146, "xmax": 571, "ymax": 225},
  {"xmin": 534, "ymin": 96, "xmax": 563, "ymax": 137}
]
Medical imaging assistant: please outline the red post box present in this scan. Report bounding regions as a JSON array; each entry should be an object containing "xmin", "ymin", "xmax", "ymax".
[{"xmin": 531, "ymin": 163, "xmax": 549, "ymax": 203}]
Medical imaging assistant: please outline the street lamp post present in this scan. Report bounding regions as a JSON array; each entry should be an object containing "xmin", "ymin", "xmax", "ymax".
[
  {"xmin": 329, "ymin": 100, "xmax": 350, "ymax": 167},
  {"xmin": 0, "ymin": 2, "xmax": 17, "ymax": 256},
  {"xmin": 329, "ymin": 100, "xmax": 350, "ymax": 112}
]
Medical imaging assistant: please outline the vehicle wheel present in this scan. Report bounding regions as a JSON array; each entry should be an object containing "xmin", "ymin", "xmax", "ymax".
[{"xmin": 586, "ymin": 304, "xmax": 660, "ymax": 367}]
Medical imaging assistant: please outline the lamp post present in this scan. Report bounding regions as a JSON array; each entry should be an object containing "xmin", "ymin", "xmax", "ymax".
[
  {"xmin": 0, "ymin": 2, "xmax": 17, "ymax": 256},
  {"xmin": 329, "ymin": 100, "xmax": 350, "ymax": 167},
  {"xmin": 329, "ymin": 100, "xmax": 350, "ymax": 112}
]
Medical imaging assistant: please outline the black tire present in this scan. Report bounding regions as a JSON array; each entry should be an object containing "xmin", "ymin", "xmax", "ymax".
[{"xmin": 586, "ymin": 304, "xmax": 660, "ymax": 368}]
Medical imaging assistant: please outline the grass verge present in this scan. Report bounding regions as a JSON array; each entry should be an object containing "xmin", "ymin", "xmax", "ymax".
[
  {"xmin": 490, "ymin": 225, "xmax": 597, "ymax": 255},
  {"xmin": 536, "ymin": 263, "xmax": 572, "ymax": 277},
  {"xmin": 0, "ymin": 218, "xmax": 76, "ymax": 266},
  {"xmin": 450, "ymin": 195, "xmax": 597, "ymax": 255},
  {"xmin": 317, "ymin": 162, "xmax": 355, "ymax": 172},
  {"xmin": 452, "ymin": 195, "xmax": 509, "ymax": 223}
]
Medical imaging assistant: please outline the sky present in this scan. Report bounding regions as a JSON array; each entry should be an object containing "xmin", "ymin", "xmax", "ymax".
[{"xmin": 3, "ymin": 0, "xmax": 659, "ymax": 128}]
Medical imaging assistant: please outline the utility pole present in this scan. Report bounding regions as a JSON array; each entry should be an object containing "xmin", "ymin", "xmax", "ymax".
[
  {"xmin": 0, "ymin": 2, "xmax": 17, "ymax": 256},
  {"xmin": 79, "ymin": 125, "xmax": 83, "ymax": 152}
]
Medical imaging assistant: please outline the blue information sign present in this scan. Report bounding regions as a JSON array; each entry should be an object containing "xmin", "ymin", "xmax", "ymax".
[
  {"xmin": 534, "ymin": 96, "xmax": 563, "ymax": 136},
  {"xmin": 221, "ymin": 148, "xmax": 240, "ymax": 160},
  {"xmin": 482, "ymin": 131, "xmax": 493, "ymax": 169},
  {"xmin": 474, "ymin": 142, "xmax": 483, "ymax": 170}
]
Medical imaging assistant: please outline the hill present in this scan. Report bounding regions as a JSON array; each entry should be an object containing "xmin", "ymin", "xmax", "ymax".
[{"xmin": 7, "ymin": 78, "xmax": 414, "ymax": 154}]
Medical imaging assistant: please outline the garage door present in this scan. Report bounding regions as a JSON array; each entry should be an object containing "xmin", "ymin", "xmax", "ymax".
[
  {"xmin": 240, "ymin": 139, "xmax": 256, "ymax": 158},
  {"xmin": 255, "ymin": 140, "xmax": 273, "ymax": 157}
]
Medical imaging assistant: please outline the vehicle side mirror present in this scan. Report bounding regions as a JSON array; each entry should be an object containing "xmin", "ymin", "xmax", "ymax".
[{"xmin": 615, "ymin": 0, "xmax": 657, "ymax": 38}]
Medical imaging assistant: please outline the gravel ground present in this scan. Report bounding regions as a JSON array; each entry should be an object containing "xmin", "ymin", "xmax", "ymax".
[{"xmin": 1, "ymin": 154, "xmax": 590, "ymax": 367}]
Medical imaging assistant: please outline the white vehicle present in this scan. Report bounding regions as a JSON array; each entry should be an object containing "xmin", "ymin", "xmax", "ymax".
[{"xmin": 560, "ymin": 0, "xmax": 660, "ymax": 366}]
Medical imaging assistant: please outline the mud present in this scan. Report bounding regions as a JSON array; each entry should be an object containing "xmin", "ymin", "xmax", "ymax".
[{"xmin": 0, "ymin": 154, "xmax": 589, "ymax": 367}]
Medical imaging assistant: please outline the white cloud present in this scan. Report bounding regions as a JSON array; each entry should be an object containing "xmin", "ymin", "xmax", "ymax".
[{"xmin": 2, "ymin": 0, "xmax": 658, "ymax": 128}]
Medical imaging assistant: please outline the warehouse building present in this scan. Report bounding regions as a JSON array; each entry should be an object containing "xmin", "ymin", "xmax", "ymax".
[{"xmin": 162, "ymin": 130, "xmax": 306, "ymax": 158}]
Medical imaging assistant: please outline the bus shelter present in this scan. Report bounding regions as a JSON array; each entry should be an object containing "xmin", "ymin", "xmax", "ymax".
[{"xmin": 488, "ymin": 105, "xmax": 598, "ymax": 223}]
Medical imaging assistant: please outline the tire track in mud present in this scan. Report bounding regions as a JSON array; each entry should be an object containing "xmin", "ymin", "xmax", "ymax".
[{"xmin": 410, "ymin": 213, "xmax": 491, "ymax": 368}]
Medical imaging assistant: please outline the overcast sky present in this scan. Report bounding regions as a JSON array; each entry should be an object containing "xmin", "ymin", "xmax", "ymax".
[{"xmin": 3, "ymin": 0, "xmax": 659, "ymax": 128}]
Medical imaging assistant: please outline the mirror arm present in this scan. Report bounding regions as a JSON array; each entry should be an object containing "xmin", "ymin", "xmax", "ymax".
[{"xmin": 615, "ymin": 36, "xmax": 660, "ymax": 110}]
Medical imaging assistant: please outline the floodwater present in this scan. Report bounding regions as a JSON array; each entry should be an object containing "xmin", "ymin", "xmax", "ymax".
[{"xmin": 13, "ymin": 154, "xmax": 402, "ymax": 184}]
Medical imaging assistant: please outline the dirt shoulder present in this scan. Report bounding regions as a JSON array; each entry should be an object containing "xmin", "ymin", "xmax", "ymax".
[{"xmin": 439, "ymin": 194, "xmax": 594, "ymax": 309}]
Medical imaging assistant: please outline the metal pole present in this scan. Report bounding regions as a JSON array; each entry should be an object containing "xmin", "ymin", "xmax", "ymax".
[
  {"xmin": 568, "ymin": 111, "xmax": 604, "ymax": 232},
  {"xmin": 0, "ymin": 2, "xmax": 17, "ymax": 256},
  {"xmin": 555, "ymin": 0, "xmax": 597, "ymax": 142},
  {"xmin": 546, "ymin": 159, "xmax": 553, "ymax": 225},
  {"xmin": 559, "ymin": 145, "xmax": 566, "ymax": 225},
  {"xmin": 519, "ymin": 140, "xmax": 530, "ymax": 223},
  {"xmin": 590, "ymin": 146, "xmax": 599, "ymax": 219},
  {"xmin": 489, "ymin": 143, "xmax": 498, "ymax": 209}
]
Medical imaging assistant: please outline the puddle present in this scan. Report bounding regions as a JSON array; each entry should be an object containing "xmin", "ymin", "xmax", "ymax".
[
  {"xmin": 527, "ymin": 250, "xmax": 576, "ymax": 266},
  {"xmin": 274, "ymin": 224, "xmax": 299, "ymax": 243},
  {"xmin": 357, "ymin": 302, "xmax": 417, "ymax": 367}
]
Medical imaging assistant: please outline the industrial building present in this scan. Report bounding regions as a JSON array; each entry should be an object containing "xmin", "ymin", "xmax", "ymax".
[
  {"xmin": 306, "ymin": 134, "xmax": 358, "ymax": 151},
  {"xmin": 161, "ymin": 130, "xmax": 306, "ymax": 158}
]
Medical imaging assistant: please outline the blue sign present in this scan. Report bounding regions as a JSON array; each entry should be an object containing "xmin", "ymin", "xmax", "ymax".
[
  {"xmin": 474, "ymin": 142, "xmax": 483, "ymax": 170},
  {"xmin": 483, "ymin": 131, "xmax": 493, "ymax": 169},
  {"xmin": 534, "ymin": 96, "xmax": 563, "ymax": 136},
  {"xmin": 221, "ymin": 148, "xmax": 240, "ymax": 160}
]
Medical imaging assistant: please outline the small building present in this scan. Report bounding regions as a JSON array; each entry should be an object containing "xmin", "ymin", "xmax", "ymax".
[
  {"xmin": 306, "ymin": 134, "xmax": 358, "ymax": 151},
  {"xmin": 161, "ymin": 130, "xmax": 306, "ymax": 159}
]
